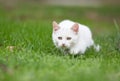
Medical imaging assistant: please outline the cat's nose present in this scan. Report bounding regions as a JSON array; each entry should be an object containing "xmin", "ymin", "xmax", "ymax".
[{"xmin": 62, "ymin": 44, "xmax": 65, "ymax": 47}]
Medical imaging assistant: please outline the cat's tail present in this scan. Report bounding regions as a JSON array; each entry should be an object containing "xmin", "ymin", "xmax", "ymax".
[
  {"xmin": 90, "ymin": 40, "xmax": 100, "ymax": 52},
  {"xmin": 93, "ymin": 44, "xmax": 100, "ymax": 52}
]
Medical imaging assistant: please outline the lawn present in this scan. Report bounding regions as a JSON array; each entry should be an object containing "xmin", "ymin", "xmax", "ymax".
[{"xmin": 0, "ymin": 4, "xmax": 120, "ymax": 81}]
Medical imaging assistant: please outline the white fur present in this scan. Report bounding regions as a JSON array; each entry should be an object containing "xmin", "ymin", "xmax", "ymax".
[{"xmin": 52, "ymin": 20, "xmax": 100, "ymax": 55}]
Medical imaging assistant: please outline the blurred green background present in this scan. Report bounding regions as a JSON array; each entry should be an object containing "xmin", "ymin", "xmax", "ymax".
[
  {"xmin": 0, "ymin": 0, "xmax": 120, "ymax": 35},
  {"xmin": 0, "ymin": 0, "xmax": 120, "ymax": 81}
]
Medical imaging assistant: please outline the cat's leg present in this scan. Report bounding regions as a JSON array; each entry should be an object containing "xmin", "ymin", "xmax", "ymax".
[
  {"xmin": 70, "ymin": 46, "xmax": 87, "ymax": 54},
  {"xmin": 70, "ymin": 42, "xmax": 87, "ymax": 55},
  {"xmin": 70, "ymin": 47, "xmax": 81, "ymax": 55}
]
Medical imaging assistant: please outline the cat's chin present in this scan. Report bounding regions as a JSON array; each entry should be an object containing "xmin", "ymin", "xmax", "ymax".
[
  {"xmin": 62, "ymin": 48, "xmax": 69, "ymax": 52},
  {"xmin": 61, "ymin": 46, "xmax": 68, "ymax": 49},
  {"xmin": 58, "ymin": 46, "xmax": 70, "ymax": 49}
]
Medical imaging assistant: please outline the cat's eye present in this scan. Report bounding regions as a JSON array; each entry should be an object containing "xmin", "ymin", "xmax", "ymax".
[
  {"xmin": 58, "ymin": 37, "xmax": 62, "ymax": 40},
  {"xmin": 67, "ymin": 37, "xmax": 71, "ymax": 40}
]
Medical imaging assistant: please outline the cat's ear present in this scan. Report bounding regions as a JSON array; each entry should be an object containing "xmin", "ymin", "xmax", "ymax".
[
  {"xmin": 52, "ymin": 21, "xmax": 60, "ymax": 31},
  {"xmin": 71, "ymin": 23, "xmax": 79, "ymax": 33}
]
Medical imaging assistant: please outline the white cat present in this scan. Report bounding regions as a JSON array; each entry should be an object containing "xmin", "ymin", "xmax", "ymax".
[{"xmin": 52, "ymin": 20, "xmax": 100, "ymax": 55}]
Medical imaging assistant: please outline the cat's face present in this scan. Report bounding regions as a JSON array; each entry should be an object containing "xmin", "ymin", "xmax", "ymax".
[{"xmin": 52, "ymin": 21, "xmax": 79, "ymax": 49}]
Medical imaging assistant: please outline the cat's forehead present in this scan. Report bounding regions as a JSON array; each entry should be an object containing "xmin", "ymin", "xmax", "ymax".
[
  {"xmin": 59, "ymin": 20, "xmax": 74, "ymax": 28},
  {"xmin": 55, "ymin": 28, "xmax": 74, "ymax": 36}
]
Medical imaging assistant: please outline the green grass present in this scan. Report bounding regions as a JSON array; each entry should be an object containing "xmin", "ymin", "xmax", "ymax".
[{"xmin": 0, "ymin": 5, "xmax": 120, "ymax": 81}]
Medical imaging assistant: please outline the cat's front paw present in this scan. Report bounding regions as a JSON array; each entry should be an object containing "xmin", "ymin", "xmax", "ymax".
[
  {"xmin": 70, "ymin": 49, "xmax": 79, "ymax": 55},
  {"xmin": 70, "ymin": 48, "xmax": 85, "ymax": 55}
]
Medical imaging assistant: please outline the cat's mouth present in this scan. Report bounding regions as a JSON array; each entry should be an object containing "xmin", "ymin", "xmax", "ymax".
[
  {"xmin": 61, "ymin": 46, "xmax": 67, "ymax": 48},
  {"xmin": 61, "ymin": 46, "xmax": 70, "ymax": 50}
]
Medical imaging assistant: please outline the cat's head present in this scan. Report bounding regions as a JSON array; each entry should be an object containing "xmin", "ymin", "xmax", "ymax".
[{"xmin": 52, "ymin": 21, "xmax": 79, "ymax": 49}]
